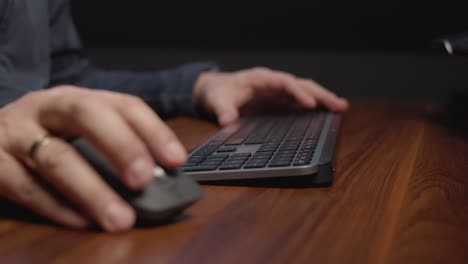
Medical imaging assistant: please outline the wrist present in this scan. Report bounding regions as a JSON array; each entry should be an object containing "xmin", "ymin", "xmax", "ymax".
[{"xmin": 193, "ymin": 71, "xmax": 217, "ymax": 106}]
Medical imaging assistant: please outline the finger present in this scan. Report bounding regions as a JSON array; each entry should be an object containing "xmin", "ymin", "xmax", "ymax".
[
  {"xmin": 98, "ymin": 93, "xmax": 187, "ymax": 167},
  {"xmin": 33, "ymin": 137, "xmax": 136, "ymax": 232},
  {"xmin": 41, "ymin": 96, "xmax": 156, "ymax": 189},
  {"xmin": 0, "ymin": 149, "xmax": 90, "ymax": 229},
  {"xmin": 204, "ymin": 93, "xmax": 240, "ymax": 126},
  {"xmin": 253, "ymin": 69, "xmax": 318, "ymax": 108},
  {"xmin": 299, "ymin": 79, "xmax": 349, "ymax": 111}
]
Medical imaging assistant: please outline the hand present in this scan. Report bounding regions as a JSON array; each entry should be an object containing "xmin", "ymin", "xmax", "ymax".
[
  {"xmin": 194, "ymin": 67, "xmax": 349, "ymax": 126},
  {"xmin": 0, "ymin": 86, "xmax": 187, "ymax": 232}
]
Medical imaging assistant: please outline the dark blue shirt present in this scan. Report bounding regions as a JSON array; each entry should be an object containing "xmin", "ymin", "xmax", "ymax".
[{"xmin": 0, "ymin": 0, "xmax": 215, "ymax": 117}]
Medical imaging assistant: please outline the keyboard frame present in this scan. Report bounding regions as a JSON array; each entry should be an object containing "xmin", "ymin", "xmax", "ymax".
[{"xmin": 184, "ymin": 112, "xmax": 341, "ymax": 186}]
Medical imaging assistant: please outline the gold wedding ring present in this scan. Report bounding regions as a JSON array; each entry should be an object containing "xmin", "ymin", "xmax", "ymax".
[{"xmin": 24, "ymin": 134, "xmax": 51, "ymax": 169}]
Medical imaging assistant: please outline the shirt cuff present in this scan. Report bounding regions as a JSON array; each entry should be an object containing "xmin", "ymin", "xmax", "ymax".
[{"xmin": 158, "ymin": 62, "xmax": 218, "ymax": 119}]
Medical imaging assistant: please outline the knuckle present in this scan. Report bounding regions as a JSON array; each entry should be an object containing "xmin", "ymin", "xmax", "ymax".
[
  {"xmin": 43, "ymin": 86, "xmax": 82, "ymax": 101},
  {"xmin": 52, "ymin": 85, "xmax": 79, "ymax": 93},
  {"xmin": 252, "ymin": 66, "xmax": 271, "ymax": 75},
  {"xmin": 122, "ymin": 95, "xmax": 145, "ymax": 107},
  {"xmin": 66, "ymin": 95, "xmax": 101, "ymax": 118},
  {"xmin": 282, "ymin": 72, "xmax": 297, "ymax": 81},
  {"xmin": 37, "ymin": 140, "xmax": 74, "ymax": 172},
  {"xmin": 118, "ymin": 95, "xmax": 149, "ymax": 113}
]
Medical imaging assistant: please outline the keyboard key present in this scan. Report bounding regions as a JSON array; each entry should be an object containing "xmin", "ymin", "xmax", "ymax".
[
  {"xmin": 219, "ymin": 164, "xmax": 243, "ymax": 170},
  {"xmin": 251, "ymin": 157, "xmax": 271, "ymax": 162},
  {"xmin": 183, "ymin": 165, "xmax": 218, "ymax": 172},
  {"xmin": 297, "ymin": 152, "xmax": 313, "ymax": 157},
  {"xmin": 217, "ymin": 146, "xmax": 237, "ymax": 153},
  {"xmin": 249, "ymin": 158, "xmax": 269, "ymax": 164},
  {"xmin": 230, "ymin": 153, "xmax": 251, "ymax": 157},
  {"xmin": 272, "ymin": 153, "xmax": 295, "ymax": 159},
  {"xmin": 282, "ymin": 141, "xmax": 300, "ymax": 145},
  {"xmin": 299, "ymin": 147, "xmax": 313, "ymax": 152},
  {"xmin": 296, "ymin": 156, "xmax": 312, "ymax": 161},
  {"xmin": 205, "ymin": 154, "xmax": 229, "ymax": 159},
  {"xmin": 244, "ymin": 120, "xmax": 275, "ymax": 144},
  {"xmin": 257, "ymin": 149, "xmax": 275, "ymax": 154},
  {"xmin": 225, "ymin": 157, "xmax": 248, "ymax": 162},
  {"xmin": 276, "ymin": 150, "xmax": 296, "ymax": 155},
  {"xmin": 271, "ymin": 155, "xmax": 293, "ymax": 161},
  {"xmin": 252, "ymin": 153, "xmax": 272, "ymax": 157},
  {"xmin": 262, "ymin": 142, "xmax": 279, "ymax": 147},
  {"xmin": 224, "ymin": 122, "xmax": 257, "ymax": 145},
  {"xmin": 270, "ymin": 159, "xmax": 293, "ymax": 165},
  {"xmin": 268, "ymin": 160, "xmax": 291, "ymax": 167},
  {"xmin": 244, "ymin": 162, "xmax": 267, "ymax": 168},
  {"xmin": 199, "ymin": 161, "xmax": 223, "ymax": 166},
  {"xmin": 227, "ymin": 155, "xmax": 249, "ymax": 160},
  {"xmin": 258, "ymin": 146, "xmax": 277, "ymax": 151},
  {"xmin": 188, "ymin": 155, "xmax": 205, "ymax": 160},
  {"xmin": 293, "ymin": 161, "xmax": 309, "ymax": 166},
  {"xmin": 222, "ymin": 159, "xmax": 245, "ymax": 165},
  {"xmin": 223, "ymin": 156, "xmax": 248, "ymax": 163}
]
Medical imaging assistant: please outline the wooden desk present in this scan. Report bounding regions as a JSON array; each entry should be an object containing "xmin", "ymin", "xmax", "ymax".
[{"xmin": 0, "ymin": 101, "xmax": 466, "ymax": 264}]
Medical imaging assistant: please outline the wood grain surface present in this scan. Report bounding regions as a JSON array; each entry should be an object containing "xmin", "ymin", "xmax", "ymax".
[{"xmin": 0, "ymin": 101, "xmax": 466, "ymax": 264}]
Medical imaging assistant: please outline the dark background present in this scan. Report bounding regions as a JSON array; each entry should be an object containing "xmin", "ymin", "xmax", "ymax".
[{"xmin": 71, "ymin": 0, "xmax": 468, "ymax": 102}]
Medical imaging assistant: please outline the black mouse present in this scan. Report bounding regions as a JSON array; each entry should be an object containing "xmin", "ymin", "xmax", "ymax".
[{"xmin": 71, "ymin": 138, "xmax": 203, "ymax": 224}]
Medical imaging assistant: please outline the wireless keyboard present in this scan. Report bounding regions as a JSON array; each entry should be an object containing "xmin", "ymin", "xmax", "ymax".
[{"xmin": 182, "ymin": 111, "xmax": 341, "ymax": 185}]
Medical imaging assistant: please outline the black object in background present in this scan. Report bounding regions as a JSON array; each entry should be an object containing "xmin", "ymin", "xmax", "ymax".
[{"xmin": 434, "ymin": 32, "xmax": 468, "ymax": 55}]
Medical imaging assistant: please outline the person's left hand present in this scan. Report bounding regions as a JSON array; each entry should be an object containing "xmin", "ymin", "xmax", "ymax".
[{"xmin": 193, "ymin": 67, "xmax": 349, "ymax": 126}]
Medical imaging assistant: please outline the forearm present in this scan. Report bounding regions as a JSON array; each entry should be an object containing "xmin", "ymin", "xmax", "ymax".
[{"xmin": 50, "ymin": 59, "xmax": 217, "ymax": 119}]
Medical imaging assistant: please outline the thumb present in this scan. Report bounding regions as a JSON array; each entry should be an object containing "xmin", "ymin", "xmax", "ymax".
[{"xmin": 210, "ymin": 99, "xmax": 239, "ymax": 126}]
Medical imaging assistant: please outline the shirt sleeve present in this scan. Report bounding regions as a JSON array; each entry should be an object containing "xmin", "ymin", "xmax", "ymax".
[{"xmin": 48, "ymin": 0, "xmax": 217, "ymax": 118}]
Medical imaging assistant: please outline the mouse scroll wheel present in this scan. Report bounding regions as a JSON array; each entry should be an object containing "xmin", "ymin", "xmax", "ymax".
[{"xmin": 153, "ymin": 166, "xmax": 169, "ymax": 180}]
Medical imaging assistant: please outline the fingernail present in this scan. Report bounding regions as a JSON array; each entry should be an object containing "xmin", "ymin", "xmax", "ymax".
[
  {"xmin": 126, "ymin": 158, "xmax": 154, "ymax": 187},
  {"xmin": 104, "ymin": 202, "xmax": 135, "ymax": 232},
  {"xmin": 220, "ymin": 114, "xmax": 231, "ymax": 124},
  {"xmin": 166, "ymin": 141, "xmax": 187, "ymax": 162},
  {"xmin": 339, "ymin": 98, "xmax": 350, "ymax": 108},
  {"xmin": 308, "ymin": 98, "xmax": 317, "ymax": 108},
  {"xmin": 220, "ymin": 111, "xmax": 237, "ymax": 125}
]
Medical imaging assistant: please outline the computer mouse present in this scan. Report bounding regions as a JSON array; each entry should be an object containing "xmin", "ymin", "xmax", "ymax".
[{"xmin": 71, "ymin": 138, "xmax": 203, "ymax": 224}]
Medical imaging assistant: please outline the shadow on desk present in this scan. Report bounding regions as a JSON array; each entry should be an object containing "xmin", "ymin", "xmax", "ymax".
[
  {"xmin": 0, "ymin": 198, "xmax": 51, "ymax": 226},
  {"xmin": 199, "ymin": 174, "xmax": 333, "ymax": 188},
  {"xmin": 0, "ymin": 197, "xmax": 193, "ymax": 230}
]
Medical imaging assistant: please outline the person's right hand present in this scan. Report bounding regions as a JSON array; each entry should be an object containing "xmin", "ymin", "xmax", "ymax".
[{"xmin": 0, "ymin": 86, "xmax": 187, "ymax": 232}]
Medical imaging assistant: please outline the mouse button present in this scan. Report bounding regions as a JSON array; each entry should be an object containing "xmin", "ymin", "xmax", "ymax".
[
  {"xmin": 131, "ymin": 176, "xmax": 202, "ymax": 212},
  {"xmin": 170, "ymin": 175, "xmax": 203, "ymax": 201},
  {"xmin": 130, "ymin": 182, "xmax": 183, "ymax": 212}
]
